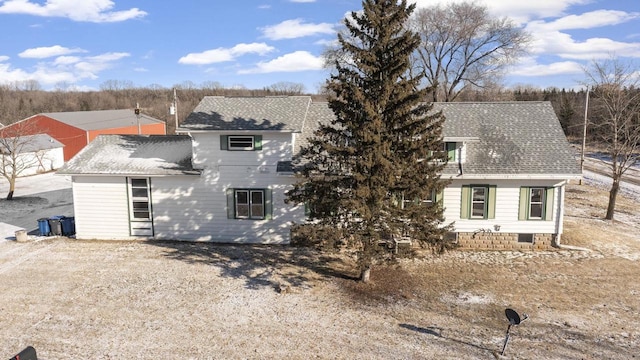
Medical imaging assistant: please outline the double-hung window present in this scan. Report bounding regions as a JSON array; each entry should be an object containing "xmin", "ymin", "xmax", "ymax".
[
  {"xmin": 519, "ymin": 187, "xmax": 554, "ymax": 221},
  {"xmin": 227, "ymin": 188, "xmax": 272, "ymax": 220},
  {"xmin": 471, "ymin": 187, "xmax": 487, "ymax": 218},
  {"xmin": 460, "ymin": 185, "xmax": 496, "ymax": 220}
]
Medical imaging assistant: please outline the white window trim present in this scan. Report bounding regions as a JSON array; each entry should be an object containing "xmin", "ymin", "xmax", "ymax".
[
  {"xmin": 235, "ymin": 189, "xmax": 265, "ymax": 219},
  {"xmin": 470, "ymin": 186, "xmax": 488, "ymax": 219},
  {"xmin": 228, "ymin": 135, "xmax": 255, "ymax": 151}
]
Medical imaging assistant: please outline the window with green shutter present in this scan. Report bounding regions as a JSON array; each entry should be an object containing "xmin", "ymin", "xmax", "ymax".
[
  {"xmin": 460, "ymin": 185, "xmax": 496, "ymax": 220},
  {"xmin": 220, "ymin": 135, "xmax": 263, "ymax": 151},
  {"xmin": 226, "ymin": 188, "xmax": 272, "ymax": 220},
  {"xmin": 446, "ymin": 142, "xmax": 457, "ymax": 161},
  {"xmin": 518, "ymin": 187, "xmax": 554, "ymax": 221}
]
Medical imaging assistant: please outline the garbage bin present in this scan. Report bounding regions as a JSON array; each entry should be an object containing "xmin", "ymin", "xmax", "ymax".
[
  {"xmin": 61, "ymin": 216, "xmax": 76, "ymax": 236},
  {"xmin": 37, "ymin": 218, "xmax": 51, "ymax": 236},
  {"xmin": 48, "ymin": 216, "xmax": 64, "ymax": 236}
]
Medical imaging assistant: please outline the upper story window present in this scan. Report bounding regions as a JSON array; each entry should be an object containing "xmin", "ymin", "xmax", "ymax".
[
  {"xmin": 445, "ymin": 142, "xmax": 456, "ymax": 161},
  {"xmin": 220, "ymin": 135, "xmax": 263, "ymax": 151}
]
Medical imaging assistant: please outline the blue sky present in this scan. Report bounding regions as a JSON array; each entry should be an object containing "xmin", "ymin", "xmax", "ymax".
[{"xmin": 0, "ymin": 0, "xmax": 638, "ymax": 93}]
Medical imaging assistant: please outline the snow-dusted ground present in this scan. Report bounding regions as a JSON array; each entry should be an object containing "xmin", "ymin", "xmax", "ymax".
[{"xmin": 0, "ymin": 172, "xmax": 72, "ymax": 240}]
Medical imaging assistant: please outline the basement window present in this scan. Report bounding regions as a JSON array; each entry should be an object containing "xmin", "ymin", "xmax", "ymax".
[{"xmin": 517, "ymin": 233, "xmax": 534, "ymax": 243}]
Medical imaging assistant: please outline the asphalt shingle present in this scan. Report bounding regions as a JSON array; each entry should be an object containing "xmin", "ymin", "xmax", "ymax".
[
  {"xmin": 57, "ymin": 135, "xmax": 199, "ymax": 176},
  {"xmin": 179, "ymin": 96, "xmax": 312, "ymax": 131}
]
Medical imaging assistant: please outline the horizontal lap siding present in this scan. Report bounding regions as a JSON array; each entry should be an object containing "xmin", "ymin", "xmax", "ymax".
[
  {"xmin": 72, "ymin": 176, "xmax": 131, "ymax": 239},
  {"xmin": 443, "ymin": 179, "xmax": 561, "ymax": 234},
  {"xmin": 191, "ymin": 132, "xmax": 293, "ymax": 168},
  {"xmin": 151, "ymin": 169, "xmax": 304, "ymax": 244}
]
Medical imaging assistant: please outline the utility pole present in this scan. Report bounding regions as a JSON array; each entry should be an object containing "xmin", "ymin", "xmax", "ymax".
[
  {"xmin": 171, "ymin": 88, "xmax": 179, "ymax": 133},
  {"xmin": 135, "ymin": 103, "xmax": 141, "ymax": 135},
  {"xmin": 580, "ymin": 87, "xmax": 589, "ymax": 185}
]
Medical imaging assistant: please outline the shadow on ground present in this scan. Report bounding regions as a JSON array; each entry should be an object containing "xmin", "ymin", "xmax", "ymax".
[{"xmin": 149, "ymin": 241, "xmax": 358, "ymax": 292}]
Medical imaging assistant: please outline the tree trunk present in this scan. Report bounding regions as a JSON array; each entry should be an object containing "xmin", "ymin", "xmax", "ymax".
[
  {"xmin": 6, "ymin": 178, "xmax": 15, "ymax": 200},
  {"xmin": 605, "ymin": 179, "xmax": 620, "ymax": 220},
  {"xmin": 360, "ymin": 265, "xmax": 371, "ymax": 283}
]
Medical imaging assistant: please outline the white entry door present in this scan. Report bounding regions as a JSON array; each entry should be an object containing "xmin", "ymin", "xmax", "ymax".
[{"xmin": 128, "ymin": 178, "xmax": 154, "ymax": 236}]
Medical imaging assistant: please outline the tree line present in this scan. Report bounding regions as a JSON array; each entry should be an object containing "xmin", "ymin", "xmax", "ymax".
[{"xmin": 0, "ymin": 81, "xmax": 596, "ymax": 141}]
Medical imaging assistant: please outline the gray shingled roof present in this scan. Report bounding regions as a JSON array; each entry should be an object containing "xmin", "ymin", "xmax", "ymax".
[
  {"xmin": 433, "ymin": 102, "xmax": 581, "ymax": 176},
  {"xmin": 57, "ymin": 135, "xmax": 199, "ymax": 176},
  {"xmin": 42, "ymin": 109, "xmax": 165, "ymax": 131},
  {"xmin": 179, "ymin": 96, "xmax": 311, "ymax": 131},
  {"xmin": 294, "ymin": 100, "xmax": 579, "ymax": 177},
  {"xmin": 1, "ymin": 134, "xmax": 63, "ymax": 154}
]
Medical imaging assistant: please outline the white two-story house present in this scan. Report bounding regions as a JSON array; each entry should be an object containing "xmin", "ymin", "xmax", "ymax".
[{"xmin": 57, "ymin": 96, "xmax": 581, "ymax": 249}]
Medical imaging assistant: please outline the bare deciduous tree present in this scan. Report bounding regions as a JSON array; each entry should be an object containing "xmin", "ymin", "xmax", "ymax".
[
  {"xmin": 266, "ymin": 82, "xmax": 306, "ymax": 95},
  {"xmin": 0, "ymin": 122, "xmax": 40, "ymax": 200},
  {"xmin": 408, "ymin": 1, "xmax": 530, "ymax": 102},
  {"xmin": 584, "ymin": 57, "xmax": 640, "ymax": 220}
]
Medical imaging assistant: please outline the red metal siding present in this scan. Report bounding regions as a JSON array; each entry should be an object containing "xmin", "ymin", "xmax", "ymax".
[
  {"xmin": 87, "ymin": 123, "xmax": 166, "ymax": 142},
  {"xmin": 1, "ymin": 116, "xmax": 87, "ymax": 161}
]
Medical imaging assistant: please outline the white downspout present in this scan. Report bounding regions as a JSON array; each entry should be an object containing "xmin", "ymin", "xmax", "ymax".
[{"xmin": 555, "ymin": 181, "xmax": 567, "ymax": 247}]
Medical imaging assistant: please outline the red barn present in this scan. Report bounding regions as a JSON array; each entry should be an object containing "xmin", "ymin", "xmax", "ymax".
[{"xmin": 1, "ymin": 110, "xmax": 166, "ymax": 161}]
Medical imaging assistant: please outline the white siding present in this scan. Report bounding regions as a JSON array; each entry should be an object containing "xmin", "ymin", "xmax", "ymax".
[
  {"xmin": 72, "ymin": 176, "xmax": 131, "ymax": 240},
  {"xmin": 442, "ymin": 179, "xmax": 565, "ymax": 234},
  {"xmin": 191, "ymin": 132, "xmax": 293, "ymax": 169},
  {"xmin": 151, "ymin": 169, "xmax": 304, "ymax": 244}
]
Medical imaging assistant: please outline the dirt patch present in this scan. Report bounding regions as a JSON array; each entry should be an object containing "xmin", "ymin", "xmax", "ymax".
[{"xmin": 0, "ymin": 181, "xmax": 639, "ymax": 359}]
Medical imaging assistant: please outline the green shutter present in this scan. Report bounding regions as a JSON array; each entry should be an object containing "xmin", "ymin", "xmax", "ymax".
[
  {"xmin": 544, "ymin": 187, "xmax": 555, "ymax": 221},
  {"xmin": 460, "ymin": 186, "xmax": 470, "ymax": 219},
  {"xmin": 226, "ymin": 188, "xmax": 235, "ymax": 219},
  {"xmin": 254, "ymin": 135, "xmax": 262, "ymax": 151},
  {"xmin": 487, "ymin": 185, "xmax": 497, "ymax": 219},
  {"xmin": 435, "ymin": 190, "xmax": 444, "ymax": 205},
  {"xmin": 518, "ymin": 187, "xmax": 528, "ymax": 220},
  {"xmin": 220, "ymin": 135, "xmax": 229, "ymax": 150},
  {"xmin": 264, "ymin": 188, "xmax": 272, "ymax": 220},
  {"xmin": 446, "ymin": 142, "xmax": 456, "ymax": 161}
]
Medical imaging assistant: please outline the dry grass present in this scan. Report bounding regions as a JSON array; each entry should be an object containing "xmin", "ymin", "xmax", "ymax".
[{"xmin": 0, "ymin": 181, "xmax": 639, "ymax": 359}]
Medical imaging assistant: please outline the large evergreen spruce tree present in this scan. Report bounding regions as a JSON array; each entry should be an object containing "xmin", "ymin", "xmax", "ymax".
[{"xmin": 289, "ymin": 0, "xmax": 451, "ymax": 282}]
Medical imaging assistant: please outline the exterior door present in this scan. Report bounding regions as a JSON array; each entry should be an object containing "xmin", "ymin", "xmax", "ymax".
[{"xmin": 128, "ymin": 178, "xmax": 154, "ymax": 236}]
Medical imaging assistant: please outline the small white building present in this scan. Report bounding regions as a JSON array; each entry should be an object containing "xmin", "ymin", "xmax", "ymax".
[
  {"xmin": 57, "ymin": 97, "xmax": 581, "ymax": 249},
  {"xmin": 1, "ymin": 134, "xmax": 64, "ymax": 177}
]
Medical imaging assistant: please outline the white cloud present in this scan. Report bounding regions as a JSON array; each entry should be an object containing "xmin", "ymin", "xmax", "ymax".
[
  {"xmin": 411, "ymin": 0, "xmax": 590, "ymax": 24},
  {"xmin": 53, "ymin": 56, "xmax": 81, "ymax": 65},
  {"xmin": 534, "ymin": 10, "xmax": 640, "ymax": 32},
  {"xmin": 0, "ymin": 55, "xmax": 9, "ymax": 62},
  {"xmin": 0, "ymin": 0, "xmax": 147, "ymax": 23},
  {"xmin": 261, "ymin": 19, "xmax": 335, "ymax": 40},
  {"xmin": 19, "ymin": 45, "xmax": 86, "ymax": 59},
  {"xmin": 178, "ymin": 43, "xmax": 275, "ymax": 65},
  {"xmin": 238, "ymin": 51, "xmax": 324, "ymax": 74},
  {"xmin": 0, "ymin": 51, "xmax": 130, "ymax": 87},
  {"xmin": 258, "ymin": 4, "xmax": 271, "ymax": 9},
  {"xmin": 510, "ymin": 58, "xmax": 583, "ymax": 76}
]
